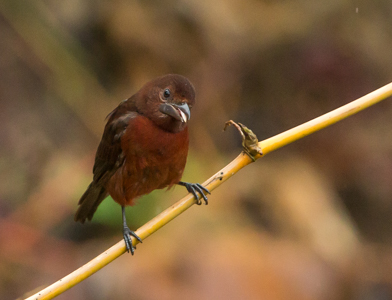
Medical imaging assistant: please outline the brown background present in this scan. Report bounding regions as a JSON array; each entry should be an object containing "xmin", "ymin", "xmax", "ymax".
[{"xmin": 1, "ymin": 1, "xmax": 392, "ymax": 299}]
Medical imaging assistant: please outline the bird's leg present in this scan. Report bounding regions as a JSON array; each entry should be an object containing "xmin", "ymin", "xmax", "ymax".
[
  {"xmin": 178, "ymin": 181, "xmax": 211, "ymax": 205},
  {"xmin": 122, "ymin": 206, "xmax": 142, "ymax": 255}
]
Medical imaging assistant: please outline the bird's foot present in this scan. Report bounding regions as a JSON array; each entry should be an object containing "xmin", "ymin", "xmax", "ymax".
[
  {"xmin": 179, "ymin": 181, "xmax": 210, "ymax": 205},
  {"xmin": 123, "ymin": 225, "xmax": 142, "ymax": 255}
]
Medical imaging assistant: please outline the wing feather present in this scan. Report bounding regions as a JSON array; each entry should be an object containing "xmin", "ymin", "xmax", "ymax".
[{"xmin": 92, "ymin": 98, "xmax": 138, "ymax": 185}]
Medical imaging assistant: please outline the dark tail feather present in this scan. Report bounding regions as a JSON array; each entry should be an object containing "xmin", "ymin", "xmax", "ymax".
[{"xmin": 74, "ymin": 182, "xmax": 108, "ymax": 223}]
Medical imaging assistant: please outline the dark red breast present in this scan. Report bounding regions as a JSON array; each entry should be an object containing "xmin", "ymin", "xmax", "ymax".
[{"xmin": 105, "ymin": 114, "xmax": 189, "ymax": 206}]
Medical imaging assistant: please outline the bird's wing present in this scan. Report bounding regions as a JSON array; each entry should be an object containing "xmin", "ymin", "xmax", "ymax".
[{"xmin": 92, "ymin": 99, "xmax": 138, "ymax": 184}]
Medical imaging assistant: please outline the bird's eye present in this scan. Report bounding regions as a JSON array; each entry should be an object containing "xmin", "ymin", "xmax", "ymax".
[{"xmin": 163, "ymin": 89, "xmax": 171, "ymax": 99}]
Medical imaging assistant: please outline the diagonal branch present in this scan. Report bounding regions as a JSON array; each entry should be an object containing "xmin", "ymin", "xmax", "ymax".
[{"xmin": 25, "ymin": 82, "xmax": 392, "ymax": 300}]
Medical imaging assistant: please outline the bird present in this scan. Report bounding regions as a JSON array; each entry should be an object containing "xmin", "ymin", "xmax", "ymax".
[{"xmin": 74, "ymin": 74, "xmax": 210, "ymax": 254}]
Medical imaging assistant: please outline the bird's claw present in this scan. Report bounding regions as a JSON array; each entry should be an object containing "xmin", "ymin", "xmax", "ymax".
[
  {"xmin": 179, "ymin": 181, "xmax": 210, "ymax": 205},
  {"xmin": 123, "ymin": 226, "xmax": 142, "ymax": 255}
]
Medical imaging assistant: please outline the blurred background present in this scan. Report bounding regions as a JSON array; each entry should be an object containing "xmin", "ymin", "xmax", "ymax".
[{"xmin": 1, "ymin": 1, "xmax": 392, "ymax": 299}]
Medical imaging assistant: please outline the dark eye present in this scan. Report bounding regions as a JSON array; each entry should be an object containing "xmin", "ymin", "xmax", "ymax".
[{"xmin": 163, "ymin": 89, "xmax": 171, "ymax": 99}]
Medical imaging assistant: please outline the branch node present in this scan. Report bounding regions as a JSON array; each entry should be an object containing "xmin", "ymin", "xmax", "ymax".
[{"xmin": 224, "ymin": 120, "xmax": 263, "ymax": 161}]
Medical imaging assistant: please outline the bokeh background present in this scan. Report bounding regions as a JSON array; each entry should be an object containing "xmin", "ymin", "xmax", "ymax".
[{"xmin": 1, "ymin": 1, "xmax": 392, "ymax": 299}]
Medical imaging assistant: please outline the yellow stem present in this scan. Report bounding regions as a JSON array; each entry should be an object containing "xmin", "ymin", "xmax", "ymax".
[
  {"xmin": 258, "ymin": 82, "xmax": 392, "ymax": 157},
  {"xmin": 25, "ymin": 82, "xmax": 392, "ymax": 300},
  {"xmin": 26, "ymin": 153, "xmax": 252, "ymax": 300}
]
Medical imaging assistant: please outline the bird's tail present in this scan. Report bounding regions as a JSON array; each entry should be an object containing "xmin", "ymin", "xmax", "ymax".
[{"xmin": 74, "ymin": 182, "xmax": 108, "ymax": 223}]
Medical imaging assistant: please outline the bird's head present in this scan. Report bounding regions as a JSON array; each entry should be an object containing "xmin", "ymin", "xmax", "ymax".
[{"xmin": 136, "ymin": 74, "xmax": 195, "ymax": 133}]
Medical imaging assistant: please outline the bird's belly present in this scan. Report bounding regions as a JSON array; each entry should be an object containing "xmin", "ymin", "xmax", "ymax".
[{"xmin": 107, "ymin": 122, "xmax": 189, "ymax": 206}]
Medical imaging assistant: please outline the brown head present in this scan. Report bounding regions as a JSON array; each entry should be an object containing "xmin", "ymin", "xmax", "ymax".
[{"xmin": 135, "ymin": 74, "xmax": 196, "ymax": 133}]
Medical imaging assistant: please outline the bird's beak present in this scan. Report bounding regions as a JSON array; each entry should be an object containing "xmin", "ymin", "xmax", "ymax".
[{"xmin": 159, "ymin": 103, "xmax": 190, "ymax": 123}]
